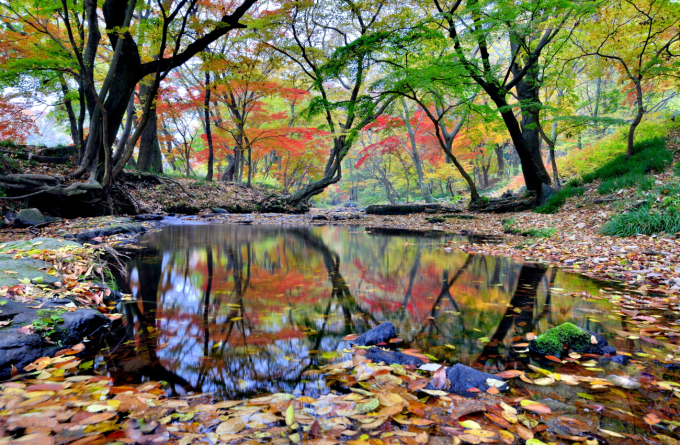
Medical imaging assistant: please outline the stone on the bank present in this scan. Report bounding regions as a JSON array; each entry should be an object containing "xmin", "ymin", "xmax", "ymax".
[
  {"xmin": 0, "ymin": 255, "xmax": 61, "ymax": 287},
  {"xmin": 69, "ymin": 217, "xmax": 146, "ymax": 240},
  {"xmin": 1, "ymin": 237, "xmax": 81, "ymax": 252},
  {"xmin": 539, "ymin": 183, "xmax": 556, "ymax": 206},
  {"xmin": 530, "ymin": 322, "xmax": 610, "ymax": 357},
  {"xmin": 134, "ymin": 214, "xmax": 163, "ymax": 221},
  {"xmin": 425, "ymin": 364, "xmax": 508, "ymax": 395},
  {"xmin": 14, "ymin": 208, "xmax": 46, "ymax": 228},
  {"xmin": 365, "ymin": 347, "xmax": 424, "ymax": 366},
  {"xmin": 350, "ymin": 322, "xmax": 397, "ymax": 346},
  {"xmin": 212, "ymin": 208, "xmax": 230, "ymax": 214},
  {"xmin": 0, "ymin": 298, "xmax": 109, "ymax": 379}
]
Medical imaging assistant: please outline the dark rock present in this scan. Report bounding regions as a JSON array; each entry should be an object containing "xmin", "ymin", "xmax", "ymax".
[
  {"xmin": 350, "ymin": 322, "xmax": 397, "ymax": 347},
  {"xmin": 539, "ymin": 183, "xmax": 556, "ymax": 206},
  {"xmin": 601, "ymin": 345, "xmax": 616, "ymax": 355},
  {"xmin": 344, "ymin": 201, "xmax": 358, "ymax": 208},
  {"xmin": 424, "ymin": 208, "xmax": 437, "ymax": 214},
  {"xmin": 501, "ymin": 191, "xmax": 514, "ymax": 198},
  {"xmin": 14, "ymin": 208, "xmax": 46, "ymax": 227},
  {"xmin": 69, "ymin": 217, "xmax": 146, "ymax": 240},
  {"xmin": 425, "ymin": 364, "xmax": 508, "ymax": 395},
  {"xmin": 212, "ymin": 208, "xmax": 230, "ymax": 214},
  {"xmin": 365, "ymin": 347, "xmax": 424, "ymax": 366},
  {"xmin": 312, "ymin": 214, "xmax": 329, "ymax": 221},
  {"xmin": 0, "ymin": 298, "xmax": 109, "ymax": 379},
  {"xmin": 600, "ymin": 354, "xmax": 631, "ymax": 365},
  {"xmin": 134, "ymin": 214, "xmax": 163, "ymax": 221},
  {"xmin": 45, "ymin": 216, "xmax": 62, "ymax": 223}
]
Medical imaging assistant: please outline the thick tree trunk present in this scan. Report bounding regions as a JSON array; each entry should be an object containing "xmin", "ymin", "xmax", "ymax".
[
  {"xmin": 203, "ymin": 72, "xmax": 214, "ymax": 181},
  {"xmin": 136, "ymin": 82, "xmax": 163, "ymax": 173}
]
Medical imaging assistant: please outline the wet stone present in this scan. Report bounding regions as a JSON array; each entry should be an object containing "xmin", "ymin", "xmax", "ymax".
[
  {"xmin": 364, "ymin": 347, "xmax": 424, "ymax": 366},
  {"xmin": 350, "ymin": 322, "xmax": 397, "ymax": 347},
  {"xmin": 14, "ymin": 208, "xmax": 46, "ymax": 228},
  {"xmin": 425, "ymin": 364, "xmax": 508, "ymax": 395}
]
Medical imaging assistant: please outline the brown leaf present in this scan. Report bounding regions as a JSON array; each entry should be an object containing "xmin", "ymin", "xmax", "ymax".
[
  {"xmin": 431, "ymin": 365, "xmax": 447, "ymax": 390},
  {"xmin": 78, "ymin": 412, "xmax": 116, "ymax": 424},
  {"xmin": 409, "ymin": 378, "xmax": 429, "ymax": 391}
]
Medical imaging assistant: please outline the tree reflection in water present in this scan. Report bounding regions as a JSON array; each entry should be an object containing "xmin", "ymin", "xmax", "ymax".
[{"xmin": 102, "ymin": 224, "xmax": 628, "ymax": 399}]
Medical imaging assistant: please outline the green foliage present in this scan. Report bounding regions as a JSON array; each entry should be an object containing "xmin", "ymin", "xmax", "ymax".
[
  {"xmin": 502, "ymin": 218, "xmax": 556, "ymax": 238},
  {"xmin": 33, "ymin": 308, "xmax": 67, "ymax": 337},
  {"xmin": 598, "ymin": 171, "xmax": 654, "ymax": 195},
  {"xmin": 531, "ymin": 322, "xmax": 591, "ymax": 357},
  {"xmin": 534, "ymin": 186, "xmax": 586, "ymax": 214}
]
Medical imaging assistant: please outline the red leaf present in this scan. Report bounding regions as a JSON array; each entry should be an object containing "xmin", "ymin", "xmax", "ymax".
[{"xmin": 343, "ymin": 334, "xmax": 360, "ymax": 341}]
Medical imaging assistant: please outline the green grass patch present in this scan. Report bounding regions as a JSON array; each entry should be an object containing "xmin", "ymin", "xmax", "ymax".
[
  {"xmin": 601, "ymin": 207, "xmax": 680, "ymax": 237},
  {"xmin": 502, "ymin": 218, "xmax": 556, "ymax": 238},
  {"xmin": 534, "ymin": 186, "xmax": 586, "ymax": 214},
  {"xmin": 581, "ymin": 137, "xmax": 671, "ymax": 190}
]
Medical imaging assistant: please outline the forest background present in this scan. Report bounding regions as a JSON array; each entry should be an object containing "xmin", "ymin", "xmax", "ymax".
[{"xmin": 0, "ymin": 0, "xmax": 678, "ymax": 210}]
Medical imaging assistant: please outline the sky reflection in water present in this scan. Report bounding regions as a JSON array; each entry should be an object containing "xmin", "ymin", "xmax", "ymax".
[{"xmin": 109, "ymin": 224, "xmax": 624, "ymax": 400}]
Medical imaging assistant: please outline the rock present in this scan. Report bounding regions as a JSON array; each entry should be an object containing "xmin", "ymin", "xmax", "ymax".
[
  {"xmin": 0, "ymin": 256, "xmax": 61, "ymax": 287},
  {"xmin": 1, "ymin": 237, "xmax": 81, "ymax": 252},
  {"xmin": 365, "ymin": 347, "xmax": 424, "ymax": 366},
  {"xmin": 212, "ymin": 208, "xmax": 230, "ymax": 214},
  {"xmin": 424, "ymin": 208, "xmax": 437, "ymax": 214},
  {"xmin": 501, "ymin": 191, "xmax": 514, "ymax": 198},
  {"xmin": 350, "ymin": 322, "xmax": 397, "ymax": 347},
  {"xmin": 539, "ymin": 183, "xmax": 556, "ymax": 206},
  {"xmin": 530, "ymin": 322, "xmax": 611, "ymax": 357},
  {"xmin": 599, "ymin": 354, "xmax": 631, "ymax": 365},
  {"xmin": 518, "ymin": 186, "xmax": 527, "ymax": 194},
  {"xmin": 311, "ymin": 214, "xmax": 329, "ymax": 221},
  {"xmin": 14, "ymin": 208, "xmax": 46, "ymax": 228},
  {"xmin": 344, "ymin": 201, "xmax": 358, "ymax": 208},
  {"xmin": 0, "ymin": 298, "xmax": 109, "ymax": 380},
  {"xmin": 425, "ymin": 364, "xmax": 508, "ymax": 395},
  {"xmin": 69, "ymin": 217, "xmax": 146, "ymax": 241},
  {"xmin": 134, "ymin": 214, "xmax": 163, "ymax": 221}
]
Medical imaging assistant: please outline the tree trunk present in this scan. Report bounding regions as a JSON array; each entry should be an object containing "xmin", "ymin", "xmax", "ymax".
[
  {"xmin": 626, "ymin": 78, "xmax": 644, "ymax": 158},
  {"xmin": 203, "ymin": 72, "xmax": 214, "ymax": 181},
  {"xmin": 136, "ymin": 82, "xmax": 163, "ymax": 173}
]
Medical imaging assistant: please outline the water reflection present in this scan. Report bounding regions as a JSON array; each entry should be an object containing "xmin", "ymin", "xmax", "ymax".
[{"xmin": 106, "ymin": 224, "xmax": 626, "ymax": 399}]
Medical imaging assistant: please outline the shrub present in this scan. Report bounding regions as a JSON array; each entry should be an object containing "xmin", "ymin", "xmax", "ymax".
[
  {"xmin": 534, "ymin": 186, "xmax": 586, "ymax": 214},
  {"xmin": 502, "ymin": 217, "xmax": 556, "ymax": 238}
]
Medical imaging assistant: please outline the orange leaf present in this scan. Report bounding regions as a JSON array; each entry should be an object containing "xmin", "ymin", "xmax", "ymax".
[
  {"xmin": 486, "ymin": 386, "xmax": 499, "ymax": 395},
  {"xmin": 644, "ymin": 412, "xmax": 661, "ymax": 426},
  {"xmin": 545, "ymin": 355, "xmax": 563, "ymax": 363},
  {"xmin": 343, "ymin": 334, "xmax": 360, "ymax": 341}
]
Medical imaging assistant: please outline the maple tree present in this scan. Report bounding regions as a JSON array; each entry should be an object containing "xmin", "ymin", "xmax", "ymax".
[{"xmin": 570, "ymin": 0, "xmax": 680, "ymax": 157}]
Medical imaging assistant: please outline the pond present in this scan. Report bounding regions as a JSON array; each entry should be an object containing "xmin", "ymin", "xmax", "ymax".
[{"xmin": 103, "ymin": 223, "xmax": 633, "ymax": 401}]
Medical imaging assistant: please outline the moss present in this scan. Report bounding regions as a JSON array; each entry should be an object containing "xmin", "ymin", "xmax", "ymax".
[{"xmin": 530, "ymin": 322, "xmax": 592, "ymax": 357}]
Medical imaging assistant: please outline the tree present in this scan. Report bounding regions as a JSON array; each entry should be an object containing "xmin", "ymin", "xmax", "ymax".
[
  {"xmin": 431, "ymin": 0, "xmax": 584, "ymax": 199},
  {"xmin": 570, "ymin": 0, "xmax": 680, "ymax": 157},
  {"xmin": 264, "ymin": 0, "xmax": 415, "ymax": 207},
  {"xmin": 0, "ymin": 0, "xmax": 258, "ymax": 206}
]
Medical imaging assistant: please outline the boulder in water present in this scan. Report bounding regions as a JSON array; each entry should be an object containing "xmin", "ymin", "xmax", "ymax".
[{"xmin": 350, "ymin": 322, "xmax": 397, "ymax": 346}]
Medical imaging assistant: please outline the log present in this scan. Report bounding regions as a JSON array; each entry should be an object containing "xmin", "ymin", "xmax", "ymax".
[{"xmin": 365, "ymin": 203, "xmax": 461, "ymax": 215}]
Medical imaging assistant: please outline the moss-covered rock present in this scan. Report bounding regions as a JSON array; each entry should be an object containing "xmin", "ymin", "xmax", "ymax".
[{"xmin": 530, "ymin": 322, "xmax": 605, "ymax": 357}]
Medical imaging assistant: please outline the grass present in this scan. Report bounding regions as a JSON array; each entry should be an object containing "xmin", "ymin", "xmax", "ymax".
[
  {"xmin": 535, "ymin": 135, "xmax": 671, "ymax": 214},
  {"xmin": 535, "ymin": 186, "xmax": 586, "ymax": 214},
  {"xmin": 601, "ymin": 207, "xmax": 680, "ymax": 237},
  {"xmin": 581, "ymin": 137, "xmax": 671, "ymax": 189},
  {"xmin": 601, "ymin": 182, "xmax": 680, "ymax": 236},
  {"xmin": 502, "ymin": 218, "xmax": 556, "ymax": 238}
]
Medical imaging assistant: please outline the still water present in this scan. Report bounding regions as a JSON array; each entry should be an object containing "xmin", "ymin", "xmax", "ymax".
[{"xmin": 106, "ymin": 224, "xmax": 627, "ymax": 400}]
